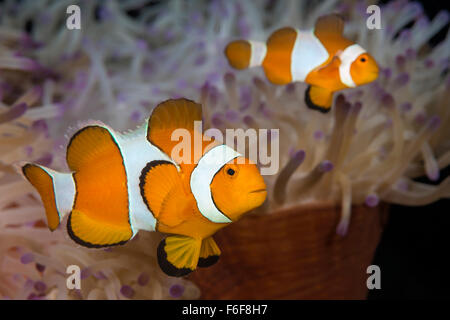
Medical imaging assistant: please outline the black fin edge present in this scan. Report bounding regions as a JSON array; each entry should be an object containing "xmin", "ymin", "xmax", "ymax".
[
  {"xmin": 157, "ymin": 238, "xmax": 193, "ymax": 277},
  {"xmin": 66, "ymin": 212, "xmax": 129, "ymax": 249},
  {"xmin": 21, "ymin": 163, "xmax": 33, "ymax": 179},
  {"xmin": 197, "ymin": 255, "xmax": 220, "ymax": 268},
  {"xmin": 139, "ymin": 160, "xmax": 174, "ymax": 213},
  {"xmin": 304, "ymin": 86, "xmax": 332, "ymax": 113}
]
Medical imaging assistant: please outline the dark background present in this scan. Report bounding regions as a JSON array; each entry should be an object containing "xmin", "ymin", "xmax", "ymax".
[
  {"xmin": 369, "ymin": 167, "xmax": 450, "ymax": 299},
  {"xmin": 369, "ymin": 1, "xmax": 450, "ymax": 299}
]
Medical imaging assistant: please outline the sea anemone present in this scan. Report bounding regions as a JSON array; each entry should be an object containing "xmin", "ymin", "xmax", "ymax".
[{"xmin": 0, "ymin": 0, "xmax": 449, "ymax": 299}]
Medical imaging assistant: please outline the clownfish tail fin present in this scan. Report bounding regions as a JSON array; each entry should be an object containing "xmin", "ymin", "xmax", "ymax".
[
  {"xmin": 225, "ymin": 40, "xmax": 267, "ymax": 70},
  {"xmin": 21, "ymin": 164, "xmax": 75, "ymax": 231}
]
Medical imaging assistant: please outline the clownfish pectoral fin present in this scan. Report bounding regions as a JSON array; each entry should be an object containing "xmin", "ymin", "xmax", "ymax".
[
  {"xmin": 67, "ymin": 210, "xmax": 133, "ymax": 248},
  {"xmin": 157, "ymin": 236, "xmax": 202, "ymax": 277},
  {"xmin": 305, "ymin": 86, "xmax": 334, "ymax": 113},
  {"xmin": 147, "ymin": 98, "xmax": 202, "ymax": 158},
  {"xmin": 314, "ymin": 14, "xmax": 345, "ymax": 37},
  {"xmin": 21, "ymin": 164, "xmax": 75, "ymax": 231},
  {"xmin": 197, "ymin": 237, "xmax": 221, "ymax": 268},
  {"xmin": 316, "ymin": 55, "xmax": 340, "ymax": 77},
  {"xmin": 140, "ymin": 160, "xmax": 193, "ymax": 228}
]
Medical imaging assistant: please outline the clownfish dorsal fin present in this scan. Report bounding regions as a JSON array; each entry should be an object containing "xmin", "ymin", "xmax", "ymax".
[
  {"xmin": 198, "ymin": 237, "xmax": 221, "ymax": 268},
  {"xmin": 140, "ymin": 160, "xmax": 193, "ymax": 228},
  {"xmin": 66, "ymin": 124, "xmax": 119, "ymax": 172},
  {"xmin": 157, "ymin": 235, "xmax": 202, "ymax": 277},
  {"xmin": 314, "ymin": 14, "xmax": 345, "ymax": 38},
  {"xmin": 147, "ymin": 98, "xmax": 203, "ymax": 159}
]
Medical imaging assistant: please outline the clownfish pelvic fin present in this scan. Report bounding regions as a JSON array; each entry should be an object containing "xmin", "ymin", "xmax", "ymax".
[
  {"xmin": 157, "ymin": 235, "xmax": 202, "ymax": 277},
  {"xmin": 157, "ymin": 235, "xmax": 222, "ymax": 277},
  {"xmin": 198, "ymin": 236, "xmax": 221, "ymax": 268},
  {"xmin": 305, "ymin": 85, "xmax": 334, "ymax": 113}
]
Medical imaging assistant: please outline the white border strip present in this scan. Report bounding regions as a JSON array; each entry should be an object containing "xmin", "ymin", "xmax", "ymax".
[
  {"xmin": 248, "ymin": 41, "xmax": 267, "ymax": 67},
  {"xmin": 41, "ymin": 166, "xmax": 75, "ymax": 219},
  {"xmin": 338, "ymin": 44, "xmax": 366, "ymax": 88},
  {"xmin": 190, "ymin": 144, "xmax": 241, "ymax": 223}
]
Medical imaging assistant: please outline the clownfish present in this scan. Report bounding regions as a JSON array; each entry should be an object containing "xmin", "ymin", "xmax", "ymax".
[
  {"xmin": 225, "ymin": 14, "xmax": 379, "ymax": 112},
  {"xmin": 21, "ymin": 98, "xmax": 267, "ymax": 277}
]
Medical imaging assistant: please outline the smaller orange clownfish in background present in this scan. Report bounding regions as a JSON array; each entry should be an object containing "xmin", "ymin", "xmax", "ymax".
[
  {"xmin": 225, "ymin": 14, "xmax": 379, "ymax": 112},
  {"xmin": 20, "ymin": 98, "xmax": 267, "ymax": 277}
]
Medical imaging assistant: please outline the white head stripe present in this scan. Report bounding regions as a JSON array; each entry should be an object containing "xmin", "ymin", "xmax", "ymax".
[
  {"xmin": 248, "ymin": 41, "xmax": 267, "ymax": 67},
  {"xmin": 190, "ymin": 144, "xmax": 241, "ymax": 223},
  {"xmin": 338, "ymin": 44, "xmax": 366, "ymax": 88}
]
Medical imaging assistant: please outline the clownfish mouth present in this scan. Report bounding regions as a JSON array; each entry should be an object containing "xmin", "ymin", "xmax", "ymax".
[{"xmin": 249, "ymin": 188, "xmax": 267, "ymax": 194}]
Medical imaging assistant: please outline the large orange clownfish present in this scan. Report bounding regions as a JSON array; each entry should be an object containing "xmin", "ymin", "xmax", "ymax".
[
  {"xmin": 225, "ymin": 14, "xmax": 379, "ymax": 112},
  {"xmin": 21, "ymin": 99, "xmax": 267, "ymax": 277}
]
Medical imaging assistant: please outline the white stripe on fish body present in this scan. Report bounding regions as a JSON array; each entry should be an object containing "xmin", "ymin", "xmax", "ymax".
[
  {"xmin": 40, "ymin": 167, "xmax": 75, "ymax": 219},
  {"xmin": 338, "ymin": 44, "xmax": 366, "ymax": 88},
  {"xmin": 190, "ymin": 144, "xmax": 242, "ymax": 223},
  {"xmin": 248, "ymin": 40, "xmax": 267, "ymax": 67},
  {"xmin": 291, "ymin": 29, "xmax": 329, "ymax": 82},
  {"xmin": 115, "ymin": 124, "xmax": 175, "ymax": 235}
]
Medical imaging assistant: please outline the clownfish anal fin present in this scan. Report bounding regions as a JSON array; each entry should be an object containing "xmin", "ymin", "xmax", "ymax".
[
  {"xmin": 314, "ymin": 14, "xmax": 345, "ymax": 38},
  {"xmin": 305, "ymin": 86, "xmax": 334, "ymax": 113},
  {"xmin": 140, "ymin": 161, "xmax": 193, "ymax": 227},
  {"xmin": 197, "ymin": 237, "xmax": 221, "ymax": 268},
  {"xmin": 67, "ymin": 210, "xmax": 132, "ymax": 248},
  {"xmin": 147, "ymin": 98, "xmax": 202, "ymax": 157},
  {"xmin": 157, "ymin": 236, "xmax": 201, "ymax": 277}
]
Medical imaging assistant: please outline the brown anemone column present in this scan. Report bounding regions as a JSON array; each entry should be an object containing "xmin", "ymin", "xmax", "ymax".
[{"xmin": 189, "ymin": 203, "xmax": 389, "ymax": 299}]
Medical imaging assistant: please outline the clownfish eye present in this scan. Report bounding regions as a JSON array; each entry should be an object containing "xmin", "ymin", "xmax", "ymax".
[
  {"xmin": 360, "ymin": 57, "xmax": 366, "ymax": 62},
  {"xmin": 223, "ymin": 164, "xmax": 239, "ymax": 178}
]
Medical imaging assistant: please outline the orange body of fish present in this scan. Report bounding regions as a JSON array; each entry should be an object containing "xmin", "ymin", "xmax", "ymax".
[
  {"xmin": 21, "ymin": 99, "xmax": 267, "ymax": 277},
  {"xmin": 225, "ymin": 14, "xmax": 379, "ymax": 112}
]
